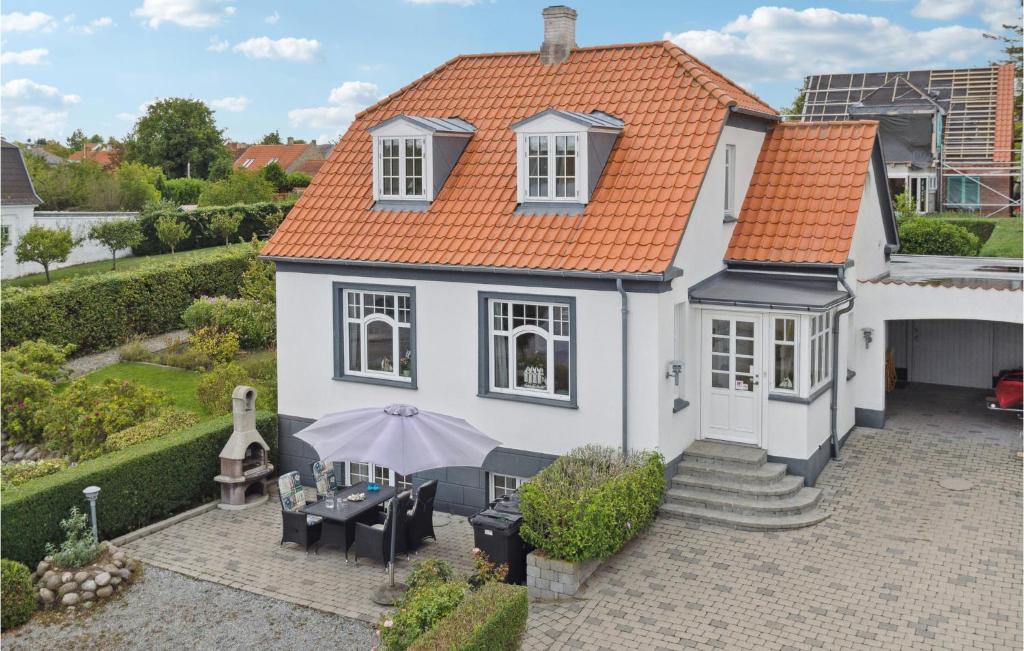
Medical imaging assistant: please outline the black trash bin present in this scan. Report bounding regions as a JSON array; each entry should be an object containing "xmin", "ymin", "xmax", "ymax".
[{"xmin": 468, "ymin": 507, "xmax": 531, "ymax": 585}]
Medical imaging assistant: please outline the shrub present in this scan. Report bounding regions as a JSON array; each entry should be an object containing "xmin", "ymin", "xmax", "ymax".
[
  {"xmin": 898, "ymin": 218, "xmax": 981, "ymax": 256},
  {"xmin": 0, "ymin": 412, "xmax": 277, "ymax": 566},
  {"xmin": 287, "ymin": 171, "xmax": 312, "ymax": 189},
  {"xmin": 155, "ymin": 214, "xmax": 190, "ymax": 254},
  {"xmin": 409, "ymin": 582, "xmax": 528, "ymax": 651},
  {"xmin": 1, "ymin": 339, "xmax": 75, "ymax": 382},
  {"xmin": 1, "ymin": 245, "xmax": 251, "ymax": 354},
  {"xmin": 118, "ymin": 336, "xmax": 153, "ymax": 363},
  {"xmin": 183, "ymin": 296, "xmax": 275, "ymax": 349},
  {"xmin": 1, "ymin": 459, "xmax": 68, "ymax": 487},
  {"xmin": 196, "ymin": 363, "xmax": 250, "ymax": 414},
  {"xmin": 379, "ymin": 582, "xmax": 467, "ymax": 651},
  {"xmin": 44, "ymin": 506, "xmax": 100, "ymax": 569},
  {"xmin": 133, "ymin": 200, "xmax": 292, "ymax": 255},
  {"xmin": 239, "ymin": 239, "xmax": 275, "ymax": 304},
  {"xmin": 198, "ymin": 170, "xmax": 275, "ymax": 207},
  {"xmin": 940, "ymin": 218, "xmax": 996, "ymax": 245},
  {"xmin": 519, "ymin": 446, "xmax": 665, "ymax": 562},
  {"xmin": 105, "ymin": 409, "xmax": 200, "ymax": 452},
  {"xmin": 14, "ymin": 225, "xmax": 76, "ymax": 283},
  {"xmin": 406, "ymin": 559, "xmax": 458, "ymax": 591},
  {"xmin": 1, "ymin": 559, "xmax": 35, "ymax": 630},
  {"xmin": 467, "ymin": 548, "xmax": 509, "ymax": 589},
  {"xmin": 0, "ymin": 371, "xmax": 53, "ymax": 445},
  {"xmin": 893, "ymin": 191, "xmax": 918, "ymax": 222},
  {"xmin": 38, "ymin": 378, "xmax": 170, "ymax": 460},
  {"xmin": 189, "ymin": 327, "xmax": 240, "ymax": 364},
  {"xmin": 162, "ymin": 177, "xmax": 210, "ymax": 205},
  {"xmin": 210, "ymin": 210, "xmax": 243, "ymax": 245},
  {"xmin": 153, "ymin": 346, "xmax": 213, "ymax": 371},
  {"xmin": 261, "ymin": 162, "xmax": 289, "ymax": 193}
]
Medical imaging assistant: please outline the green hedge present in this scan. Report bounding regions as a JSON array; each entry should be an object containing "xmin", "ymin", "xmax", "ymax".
[
  {"xmin": 1, "ymin": 247, "xmax": 251, "ymax": 354},
  {"xmin": 409, "ymin": 583, "xmax": 528, "ymax": 651},
  {"xmin": 898, "ymin": 218, "xmax": 981, "ymax": 256},
  {"xmin": 0, "ymin": 412, "xmax": 277, "ymax": 567},
  {"xmin": 519, "ymin": 446, "xmax": 665, "ymax": 562},
  {"xmin": 1, "ymin": 559, "xmax": 36, "ymax": 630},
  {"xmin": 940, "ymin": 218, "xmax": 996, "ymax": 245},
  {"xmin": 134, "ymin": 201, "xmax": 293, "ymax": 255}
]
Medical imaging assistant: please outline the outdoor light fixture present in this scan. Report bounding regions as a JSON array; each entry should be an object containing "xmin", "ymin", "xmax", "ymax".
[
  {"xmin": 862, "ymin": 328, "xmax": 874, "ymax": 349},
  {"xmin": 665, "ymin": 360, "xmax": 684, "ymax": 385},
  {"xmin": 83, "ymin": 485, "xmax": 101, "ymax": 544}
]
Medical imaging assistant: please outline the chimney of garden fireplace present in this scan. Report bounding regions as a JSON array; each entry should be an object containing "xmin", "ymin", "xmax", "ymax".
[{"xmin": 540, "ymin": 5, "xmax": 577, "ymax": 65}]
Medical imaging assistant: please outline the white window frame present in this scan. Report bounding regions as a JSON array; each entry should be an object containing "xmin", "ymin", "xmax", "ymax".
[
  {"xmin": 241, "ymin": 159, "xmax": 255, "ymax": 168},
  {"xmin": 723, "ymin": 144, "xmax": 736, "ymax": 218},
  {"xmin": 372, "ymin": 135, "xmax": 430, "ymax": 201},
  {"xmin": 487, "ymin": 297, "xmax": 573, "ymax": 402},
  {"xmin": 808, "ymin": 311, "xmax": 833, "ymax": 391},
  {"xmin": 344, "ymin": 462, "xmax": 412, "ymax": 490},
  {"xmin": 516, "ymin": 131, "xmax": 588, "ymax": 204},
  {"xmin": 770, "ymin": 315, "xmax": 798, "ymax": 394},
  {"xmin": 489, "ymin": 473, "xmax": 525, "ymax": 501},
  {"xmin": 340, "ymin": 287, "xmax": 414, "ymax": 384}
]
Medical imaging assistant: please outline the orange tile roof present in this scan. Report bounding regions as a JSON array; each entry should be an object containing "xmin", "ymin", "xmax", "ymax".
[
  {"xmin": 234, "ymin": 143, "xmax": 318, "ymax": 172},
  {"xmin": 994, "ymin": 62, "xmax": 1016, "ymax": 163},
  {"xmin": 294, "ymin": 158, "xmax": 325, "ymax": 176},
  {"xmin": 725, "ymin": 120, "xmax": 879, "ymax": 265},
  {"xmin": 263, "ymin": 41, "xmax": 778, "ymax": 274},
  {"xmin": 69, "ymin": 146, "xmax": 115, "ymax": 168}
]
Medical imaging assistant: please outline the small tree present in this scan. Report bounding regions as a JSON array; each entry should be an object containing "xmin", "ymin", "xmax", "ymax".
[
  {"xmin": 14, "ymin": 225, "xmax": 75, "ymax": 283},
  {"xmin": 155, "ymin": 215, "xmax": 190, "ymax": 254},
  {"xmin": 893, "ymin": 191, "xmax": 918, "ymax": 222},
  {"xmin": 88, "ymin": 218, "xmax": 142, "ymax": 269},
  {"xmin": 261, "ymin": 161, "xmax": 289, "ymax": 192},
  {"xmin": 210, "ymin": 211, "xmax": 243, "ymax": 245},
  {"xmin": 260, "ymin": 130, "xmax": 282, "ymax": 145}
]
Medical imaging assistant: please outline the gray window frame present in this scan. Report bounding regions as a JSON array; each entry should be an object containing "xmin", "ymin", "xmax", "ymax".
[
  {"xmin": 477, "ymin": 291, "xmax": 578, "ymax": 409},
  {"xmin": 333, "ymin": 281, "xmax": 418, "ymax": 389}
]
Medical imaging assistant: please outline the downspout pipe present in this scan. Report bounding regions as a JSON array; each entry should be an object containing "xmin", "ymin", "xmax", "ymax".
[
  {"xmin": 830, "ymin": 268, "xmax": 856, "ymax": 461},
  {"xmin": 616, "ymin": 279, "xmax": 628, "ymax": 459}
]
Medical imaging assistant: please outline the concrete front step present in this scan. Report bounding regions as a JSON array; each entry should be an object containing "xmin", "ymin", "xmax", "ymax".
[
  {"xmin": 665, "ymin": 485, "xmax": 822, "ymax": 516},
  {"xmin": 671, "ymin": 472, "xmax": 806, "ymax": 498},
  {"xmin": 683, "ymin": 440, "xmax": 767, "ymax": 467},
  {"xmin": 675, "ymin": 459, "xmax": 788, "ymax": 485},
  {"xmin": 659, "ymin": 502, "xmax": 831, "ymax": 531}
]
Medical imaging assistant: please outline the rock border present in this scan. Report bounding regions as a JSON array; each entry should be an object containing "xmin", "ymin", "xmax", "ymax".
[{"xmin": 32, "ymin": 542, "xmax": 138, "ymax": 610}]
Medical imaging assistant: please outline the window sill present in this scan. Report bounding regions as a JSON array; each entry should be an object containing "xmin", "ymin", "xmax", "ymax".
[
  {"xmin": 672, "ymin": 398, "xmax": 690, "ymax": 413},
  {"xmin": 372, "ymin": 200, "xmax": 430, "ymax": 212},
  {"xmin": 515, "ymin": 202, "xmax": 586, "ymax": 216},
  {"xmin": 767, "ymin": 383, "xmax": 830, "ymax": 405},
  {"xmin": 723, "ymin": 214, "xmax": 737, "ymax": 223},
  {"xmin": 333, "ymin": 375, "xmax": 418, "ymax": 390},
  {"xmin": 477, "ymin": 391, "xmax": 577, "ymax": 409}
]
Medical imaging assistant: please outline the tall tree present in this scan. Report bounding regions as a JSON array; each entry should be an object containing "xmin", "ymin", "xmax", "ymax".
[
  {"xmin": 260, "ymin": 131, "xmax": 282, "ymax": 145},
  {"xmin": 123, "ymin": 98, "xmax": 228, "ymax": 179},
  {"xmin": 65, "ymin": 129, "xmax": 87, "ymax": 152}
]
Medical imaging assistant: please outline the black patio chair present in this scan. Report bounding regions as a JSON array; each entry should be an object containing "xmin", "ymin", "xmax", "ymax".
[
  {"xmin": 353, "ymin": 490, "xmax": 412, "ymax": 566},
  {"xmin": 277, "ymin": 471, "xmax": 322, "ymax": 553},
  {"xmin": 406, "ymin": 480, "xmax": 438, "ymax": 551}
]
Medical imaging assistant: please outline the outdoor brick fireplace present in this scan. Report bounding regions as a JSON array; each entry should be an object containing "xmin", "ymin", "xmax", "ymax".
[{"xmin": 215, "ymin": 386, "xmax": 274, "ymax": 510}]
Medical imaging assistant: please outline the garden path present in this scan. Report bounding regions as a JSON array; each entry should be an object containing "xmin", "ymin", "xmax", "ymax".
[{"xmin": 65, "ymin": 330, "xmax": 189, "ymax": 379}]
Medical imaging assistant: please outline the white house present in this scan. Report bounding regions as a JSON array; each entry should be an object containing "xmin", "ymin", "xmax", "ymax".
[{"xmin": 264, "ymin": 8, "xmax": 1023, "ymax": 525}]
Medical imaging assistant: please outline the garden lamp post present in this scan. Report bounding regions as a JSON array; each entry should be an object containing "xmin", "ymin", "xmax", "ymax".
[{"xmin": 83, "ymin": 485, "xmax": 101, "ymax": 544}]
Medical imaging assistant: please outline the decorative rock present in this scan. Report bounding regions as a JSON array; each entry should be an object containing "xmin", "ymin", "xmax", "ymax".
[
  {"xmin": 38, "ymin": 588, "xmax": 55, "ymax": 604},
  {"xmin": 114, "ymin": 559, "xmax": 124, "ymax": 569},
  {"xmin": 110, "ymin": 576, "xmax": 122, "ymax": 586},
  {"xmin": 81, "ymin": 579, "xmax": 97, "ymax": 592},
  {"xmin": 95, "ymin": 572, "xmax": 111, "ymax": 587},
  {"xmin": 104, "ymin": 564, "xmax": 119, "ymax": 574},
  {"xmin": 96, "ymin": 586, "xmax": 114, "ymax": 599},
  {"xmin": 61, "ymin": 571, "xmax": 73, "ymax": 584},
  {"xmin": 117, "ymin": 568, "xmax": 132, "ymax": 580},
  {"xmin": 81, "ymin": 591, "xmax": 95, "ymax": 602},
  {"xmin": 45, "ymin": 574, "xmax": 62, "ymax": 591},
  {"xmin": 57, "ymin": 582, "xmax": 78, "ymax": 597},
  {"xmin": 112, "ymin": 551, "xmax": 126, "ymax": 563},
  {"xmin": 126, "ymin": 559, "xmax": 138, "ymax": 572},
  {"xmin": 61, "ymin": 592, "xmax": 80, "ymax": 606},
  {"xmin": 74, "ymin": 571, "xmax": 90, "ymax": 584},
  {"xmin": 36, "ymin": 560, "xmax": 50, "ymax": 574}
]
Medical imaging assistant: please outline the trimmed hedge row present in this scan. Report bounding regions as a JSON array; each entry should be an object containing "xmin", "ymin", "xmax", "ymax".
[
  {"xmin": 134, "ymin": 201, "xmax": 294, "ymax": 255},
  {"xmin": 0, "ymin": 412, "xmax": 277, "ymax": 567},
  {"xmin": 1, "ymin": 246, "xmax": 251, "ymax": 354},
  {"xmin": 409, "ymin": 582, "xmax": 528, "ymax": 651}
]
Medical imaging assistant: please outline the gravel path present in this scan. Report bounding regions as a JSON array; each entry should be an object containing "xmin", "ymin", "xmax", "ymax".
[
  {"xmin": 66, "ymin": 330, "xmax": 189, "ymax": 379},
  {"xmin": 3, "ymin": 566, "xmax": 376, "ymax": 651}
]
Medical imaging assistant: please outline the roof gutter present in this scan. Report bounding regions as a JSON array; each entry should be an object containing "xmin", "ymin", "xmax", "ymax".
[{"xmin": 729, "ymin": 106, "xmax": 782, "ymax": 122}]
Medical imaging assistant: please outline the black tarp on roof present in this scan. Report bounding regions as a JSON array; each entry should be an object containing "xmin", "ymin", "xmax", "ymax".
[{"xmin": 1, "ymin": 140, "xmax": 42, "ymax": 205}]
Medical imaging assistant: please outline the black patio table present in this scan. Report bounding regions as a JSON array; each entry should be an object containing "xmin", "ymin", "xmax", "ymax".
[{"xmin": 301, "ymin": 481, "xmax": 397, "ymax": 559}]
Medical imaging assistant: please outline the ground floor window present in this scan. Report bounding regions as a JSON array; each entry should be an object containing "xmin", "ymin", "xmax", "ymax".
[
  {"xmin": 344, "ymin": 461, "xmax": 412, "ymax": 490},
  {"xmin": 772, "ymin": 317, "xmax": 797, "ymax": 392},
  {"xmin": 809, "ymin": 311, "xmax": 833, "ymax": 390},
  {"xmin": 945, "ymin": 175, "xmax": 980, "ymax": 210},
  {"xmin": 490, "ymin": 473, "xmax": 524, "ymax": 501}
]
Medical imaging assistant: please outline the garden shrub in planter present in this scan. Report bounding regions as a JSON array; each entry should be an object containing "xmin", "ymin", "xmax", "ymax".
[
  {"xmin": 519, "ymin": 445, "xmax": 665, "ymax": 562},
  {"xmin": 183, "ymin": 296, "xmax": 275, "ymax": 350},
  {"xmin": 409, "ymin": 582, "xmax": 528, "ymax": 651},
  {"xmin": 898, "ymin": 218, "xmax": 981, "ymax": 256},
  {"xmin": 104, "ymin": 409, "xmax": 200, "ymax": 452},
  {"xmin": 1, "ymin": 559, "xmax": 35, "ymax": 630}
]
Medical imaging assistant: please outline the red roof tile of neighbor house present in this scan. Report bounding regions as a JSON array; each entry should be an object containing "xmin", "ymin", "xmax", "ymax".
[
  {"xmin": 725, "ymin": 120, "xmax": 879, "ymax": 265},
  {"xmin": 994, "ymin": 62, "xmax": 1016, "ymax": 163},
  {"xmin": 262, "ymin": 41, "xmax": 778, "ymax": 274},
  {"xmin": 233, "ymin": 143, "xmax": 318, "ymax": 172},
  {"xmin": 294, "ymin": 158, "xmax": 325, "ymax": 176},
  {"xmin": 69, "ymin": 145, "xmax": 115, "ymax": 168}
]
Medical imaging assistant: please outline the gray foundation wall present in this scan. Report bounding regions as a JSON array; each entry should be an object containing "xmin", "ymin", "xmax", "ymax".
[{"xmin": 278, "ymin": 414, "xmax": 556, "ymax": 516}]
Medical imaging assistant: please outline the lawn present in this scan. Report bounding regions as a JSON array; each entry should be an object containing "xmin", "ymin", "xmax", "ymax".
[
  {"xmin": 77, "ymin": 362, "xmax": 206, "ymax": 415},
  {"xmin": 6, "ymin": 243, "xmax": 249, "ymax": 289},
  {"xmin": 915, "ymin": 213, "xmax": 1023, "ymax": 258}
]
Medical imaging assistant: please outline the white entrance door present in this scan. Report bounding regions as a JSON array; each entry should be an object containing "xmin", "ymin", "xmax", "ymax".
[{"xmin": 700, "ymin": 313, "xmax": 762, "ymax": 445}]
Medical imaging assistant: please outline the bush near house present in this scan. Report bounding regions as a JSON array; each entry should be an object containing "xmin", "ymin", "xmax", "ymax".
[
  {"xmin": 183, "ymin": 296, "xmax": 276, "ymax": 349},
  {"xmin": 1, "ymin": 245, "xmax": 251, "ymax": 354},
  {"xmin": 1, "ymin": 559, "xmax": 36, "ymax": 630},
  {"xmin": 519, "ymin": 446, "xmax": 665, "ymax": 562},
  {"xmin": 133, "ymin": 200, "xmax": 292, "ymax": 255},
  {"xmin": 408, "ymin": 582, "xmax": 528, "ymax": 651},
  {"xmin": 0, "ymin": 412, "xmax": 277, "ymax": 567},
  {"xmin": 898, "ymin": 218, "xmax": 981, "ymax": 256}
]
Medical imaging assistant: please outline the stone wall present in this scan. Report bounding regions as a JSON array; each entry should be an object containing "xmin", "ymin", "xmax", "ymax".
[{"xmin": 526, "ymin": 551, "xmax": 601, "ymax": 600}]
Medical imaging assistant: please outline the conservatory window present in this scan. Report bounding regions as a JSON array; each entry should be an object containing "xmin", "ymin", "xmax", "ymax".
[
  {"xmin": 485, "ymin": 296, "xmax": 574, "ymax": 403},
  {"xmin": 338, "ymin": 286, "xmax": 415, "ymax": 385},
  {"xmin": 809, "ymin": 311, "xmax": 832, "ymax": 390},
  {"xmin": 772, "ymin": 317, "xmax": 797, "ymax": 392}
]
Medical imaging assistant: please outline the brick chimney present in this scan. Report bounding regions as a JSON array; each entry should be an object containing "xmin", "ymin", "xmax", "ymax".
[
  {"xmin": 540, "ymin": 5, "xmax": 576, "ymax": 65},
  {"xmin": 286, "ymin": 136, "xmax": 294, "ymax": 145}
]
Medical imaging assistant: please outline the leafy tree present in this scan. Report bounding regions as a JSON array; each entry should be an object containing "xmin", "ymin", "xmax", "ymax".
[
  {"xmin": 88, "ymin": 133, "xmax": 103, "ymax": 144},
  {"xmin": 22, "ymin": 156, "xmax": 102, "ymax": 210},
  {"xmin": 780, "ymin": 86, "xmax": 806, "ymax": 118},
  {"xmin": 15, "ymin": 225, "xmax": 76, "ymax": 283},
  {"xmin": 154, "ymin": 215, "xmax": 190, "ymax": 254},
  {"xmin": 162, "ymin": 177, "xmax": 210, "ymax": 205},
  {"xmin": 210, "ymin": 211, "xmax": 243, "ymax": 245},
  {"xmin": 261, "ymin": 131, "xmax": 282, "ymax": 145},
  {"xmin": 123, "ymin": 98, "xmax": 228, "ymax": 179},
  {"xmin": 116, "ymin": 162, "xmax": 165, "ymax": 210},
  {"xmin": 893, "ymin": 191, "xmax": 918, "ymax": 222},
  {"xmin": 66, "ymin": 128, "xmax": 87, "ymax": 152},
  {"xmin": 198, "ymin": 170, "xmax": 275, "ymax": 206},
  {"xmin": 261, "ymin": 161, "xmax": 289, "ymax": 192},
  {"xmin": 207, "ymin": 148, "xmax": 235, "ymax": 181},
  {"xmin": 83, "ymin": 173, "xmax": 122, "ymax": 211},
  {"xmin": 286, "ymin": 171, "xmax": 312, "ymax": 189},
  {"xmin": 88, "ymin": 219, "xmax": 142, "ymax": 269},
  {"xmin": 1, "ymin": 226, "xmax": 9, "ymax": 253}
]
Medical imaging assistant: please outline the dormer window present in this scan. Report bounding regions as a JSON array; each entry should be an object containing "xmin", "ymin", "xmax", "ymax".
[
  {"xmin": 512, "ymin": 109, "xmax": 623, "ymax": 210},
  {"xmin": 368, "ymin": 115, "xmax": 474, "ymax": 206}
]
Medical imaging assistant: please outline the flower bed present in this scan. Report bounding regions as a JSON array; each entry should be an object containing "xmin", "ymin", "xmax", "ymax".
[{"xmin": 32, "ymin": 541, "xmax": 137, "ymax": 610}]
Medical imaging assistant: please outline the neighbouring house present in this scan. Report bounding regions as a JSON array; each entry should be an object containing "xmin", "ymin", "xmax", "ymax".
[
  {"xmin": 68, "ymin": 142, "xmax": 119, "ymax": 169},
  {"xmin": 225, "ymin": 140, "xmax": 251, "ymax": 161},
  {"xmin": 1, "ymin": 140, "xmax": 138, "ymax": 279},
  {"xmin": 800, "ymin": 64, "xmax": 1019, "ymax": 216},
  {"xmin": 26, "ymin": 146, "xmax": 65, "ymax": 166},
  {"xmin": 233, "ymin": 140, "xmax": 326, "ymax": 175},
  {"xmin": 263, "ymin": 7, "xmax": 1023, "ymax": 524}
]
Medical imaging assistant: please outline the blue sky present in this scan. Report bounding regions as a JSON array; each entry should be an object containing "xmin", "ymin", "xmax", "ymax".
[{"xmin": 0, "ymin": 0, "xmax": 1014, "ymax": 144}]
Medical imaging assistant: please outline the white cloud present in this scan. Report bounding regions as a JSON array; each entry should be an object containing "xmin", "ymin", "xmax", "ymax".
[
  {"xmin": 71, "ymin": 16, "xmax": 115, "ymax": 35},
  {"xmin": 1, "ymin": 49, "xmax": 49, "ymax": 65},
  {"xmin": 265, "ymin": 11, "xmax": 280, "ymax": 24},
  {"xmin": 207, "ymin": 36, "xmax": 229, "ymax": 52},
  {"xmin": 405, "ymin": 0, "xmax": 482, "ymax": 5},
  {"xmin": 233, "ymin": 36, "xmax": 322, "ymax": 62},
  {"xmin": 132, "ymin": 0, "xmax": 235, "ymax": 29},
  {"xmin": 2, "ymin": 11, "xmax": 57, "ymax": 33},
  {"xmin": 664, "ymin": 7, "xmax": 996, "ymax": 88},
  {"xmin": 0, "ymin": 79, "xmax": 80, "ymax": 140},
  {"xmin": 289, "ymin": 81, "xmax": 381, "ymax": 137},
  {"xmin": 912, "ymin": 0, "xmax": 1018, "ymax": 30},
  {"xmin": 210, "ymin": 95, "xmax": 250, "ymax": 112},
  {"xmin": 116, "ymin": 112, "xmax": 139, "ymax": 122}
]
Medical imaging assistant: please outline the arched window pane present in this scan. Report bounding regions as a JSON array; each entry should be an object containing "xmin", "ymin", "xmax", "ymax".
[
  {"xmin": 515, "ymin": 332, "xmax": 548, "ymax": 390},
  {"xmin": 366, "ymin": 320, "xmax": 395, "ymax": 373}
]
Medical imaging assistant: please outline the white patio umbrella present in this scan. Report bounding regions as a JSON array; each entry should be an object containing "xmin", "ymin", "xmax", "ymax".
[{"xmin": 295, "ymin": 403, "xmax": 500, "ymax": 604}]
